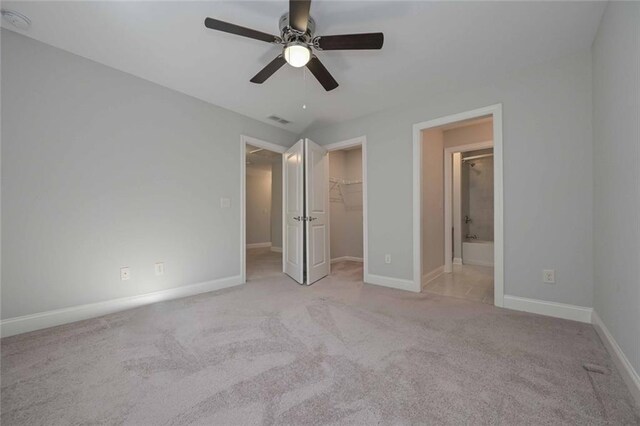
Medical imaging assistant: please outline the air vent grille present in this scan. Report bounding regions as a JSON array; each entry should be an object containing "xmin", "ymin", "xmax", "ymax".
[{"xmin": 267, "ymin": 115, "xmax": 291, "ymax": 125}]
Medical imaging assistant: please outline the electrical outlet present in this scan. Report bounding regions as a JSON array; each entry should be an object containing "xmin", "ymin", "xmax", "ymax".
[
  {"xmin": 385, "ymin": 254, "xmax": 392, "ymax": 264},
  {"xmin": 543, "ymin": 269, "xmax": 555, "ymax": 284},
  {"xmin": 155, "ymin": 262, "xmax": 164, "ymax": 276},
  {"xmin": 120, "ymin": 267, "xmax": 130, "ymax": 281}
]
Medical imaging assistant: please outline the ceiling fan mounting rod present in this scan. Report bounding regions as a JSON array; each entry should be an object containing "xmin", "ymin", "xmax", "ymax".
[{"xmin": 279, "ymin": 12, "xmax": 316, "ymax": 39}]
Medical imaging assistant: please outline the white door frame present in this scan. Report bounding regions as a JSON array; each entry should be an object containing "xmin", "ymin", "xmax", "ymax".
[
  {"xmin": 412, "ymin": 104, "xmax": 504, "ymax": 307},
  {"xmin": 240, "ymin": 135, "xmax": 287, "ymax": 284},
  {"xmin": 323, "ymin": 136, "xmax": 369, "ymax": 283},
  {"xmin": 444, "ymin": 140, "xmax": 493, "ymax": 273}
]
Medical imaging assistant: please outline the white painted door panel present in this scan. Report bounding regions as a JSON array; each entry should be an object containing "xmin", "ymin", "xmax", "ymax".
[
  {"xmin": 305, "ymin": 138, "xmax": 330, "ymax": 285},
  {"xmin": 283, "ymin": 140, "xmax": 304, "ymax": 284}
]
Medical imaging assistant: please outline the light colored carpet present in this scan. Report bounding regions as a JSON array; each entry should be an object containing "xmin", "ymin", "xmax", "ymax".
[{"xmin": 2, "ymin": 261, "xmax": 639, "ymax": 425}]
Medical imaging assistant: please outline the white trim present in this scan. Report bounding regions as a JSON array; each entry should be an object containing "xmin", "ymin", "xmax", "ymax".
[
  {"xmin": 462, "ymin": 259, "xmax": 494, "ymax": 267},
  {"xmin": 246, "ymin": 242, "xmax": 271, "ymax": 249},
  {"xmin": 270, "ymin": 246, "xmax": 282, "ymax": 253},
  {"xmin": 422, "ymin": 265, "xmax": 444, "ymax": 286},
  {"xmin": 325, "ymin": 136, "xmax": 369, "ymax": 286},
  {"xmin": 453, "ymin": 257, "xmax": 463, "ymax": 265},
  {"xmin": 331, "ymin": 256, "xmax": 364, "ymax": 264},
  {"xmin": 0, "ymin": 275, "xmax": 243, "ymax": 338},
  {"xmin": 444, "ymin": 140, "xmax": 493, "ymax": 273},
  {"xmin": 241, "ymin": 135, "xmax": 287, "ymax": 154},
  {"xmin": 503, "ymin": 295, "xmax": 593, "ymax": 323},
  {"xmin": 413, "ymin": 104, "xmax": 504, "ymax": 305},
  {"xmin": 365, "ymin": 274, "xmax": 418, "ymax": 293},
  {"xmin": 324, "ymin": 136, "xmax": 366, "ymax": 151},
  {"xmin": 592, "ymin": 311, "xmax": 640, "ymax": 406},
  {"xmin": 240, "ymin": 135, "xmax": 287, "ymax": 284}
]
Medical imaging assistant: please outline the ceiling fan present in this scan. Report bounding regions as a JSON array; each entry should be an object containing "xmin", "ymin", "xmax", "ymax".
[{"xmin": 204, "ymin": 0, "xmax": 384, "ymax": 91}]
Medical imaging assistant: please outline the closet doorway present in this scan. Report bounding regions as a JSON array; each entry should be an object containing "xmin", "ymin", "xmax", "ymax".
[
  {"xmin": 240, "ymin": 136, "xmax": 286, "ymax": 283},
  {"xmin": 325, "ymin": 137, "xmax": 368, "ymax": 281}
]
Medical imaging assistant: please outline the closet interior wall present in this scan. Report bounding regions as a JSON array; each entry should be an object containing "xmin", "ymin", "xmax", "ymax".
[{"xmin": 329, "ymin": 148, "xmax": 363, "ymax": 261}]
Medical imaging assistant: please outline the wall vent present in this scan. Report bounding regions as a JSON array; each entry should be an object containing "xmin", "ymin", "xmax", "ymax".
[{"xmin": 267, "ymin": 115, "xmax": 291, "ymax": 125}]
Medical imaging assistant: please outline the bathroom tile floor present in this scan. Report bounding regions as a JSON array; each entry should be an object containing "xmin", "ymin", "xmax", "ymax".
[{"xmin": 423, "ymin": 264, "xmax": 494, "ymax": 305}]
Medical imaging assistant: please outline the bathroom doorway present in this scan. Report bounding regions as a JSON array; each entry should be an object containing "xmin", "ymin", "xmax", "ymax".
[{"xmin": 413, "ymin": 104, "xmax": 503, "ymax": 306}]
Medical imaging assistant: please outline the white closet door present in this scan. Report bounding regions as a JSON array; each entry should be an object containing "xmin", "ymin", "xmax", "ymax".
[
  {"xmin": 304, "ymin": 138, "xmax": 330, "ymax": 285},
  {"xmin": 283, "ymin": 140, "xmax": 305, "ymax": 284}
]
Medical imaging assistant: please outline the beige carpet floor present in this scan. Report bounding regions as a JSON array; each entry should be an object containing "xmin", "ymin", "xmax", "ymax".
[{"xmin": 2, "ymin": 261, "xmax": 638, "ymax": 425}]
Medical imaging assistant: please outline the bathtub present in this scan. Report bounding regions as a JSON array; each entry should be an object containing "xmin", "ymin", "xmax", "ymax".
[{"xmin": 462, "ymin": 240, "xmax": 494, "ymax": 267}]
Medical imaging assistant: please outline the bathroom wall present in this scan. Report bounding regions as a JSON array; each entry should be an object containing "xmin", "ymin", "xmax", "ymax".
[
  {"xmin": 329, "ymin": 148, "xmax": 363, "ymax": 260},
  {"xmin": 443, "ymin": 120, "xmax": 493, "ymax": 148},
  {"xmin": 462, "ymin": 149, "xmax": 494, "ymax": 241},
  {"xmin": 443, "ymin": 120, "xmax": 493, "ymax": 259},
  {"xmin": 421, "ymin": 129, "xmax": 445, "ymax": 276}
]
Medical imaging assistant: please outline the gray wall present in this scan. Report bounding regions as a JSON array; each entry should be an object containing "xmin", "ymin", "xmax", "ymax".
[
  {"xmin": 270, "ymin": 160, "xmax": 283, "ymax": 249},
  {"xmin": 329, "ymin": 148, "xmax": 363, "ymax": 260},
  {"xmin": 245, "ymin": 165, "xmax": 272, "ymax": 245},
  {"xmin": 306, "ymin": 51, "xmax": 594, "ymax": 307},
  {"xmin": 1, "ymin": 30, "xmax": 296, "ymax": 319},
  {"xmin": 592, "ymin": 1, "xmax": 640, "ymax": 381},
  {"xmin": 421, "ymin": 129, "xmax": 444, "ymax": 276}
]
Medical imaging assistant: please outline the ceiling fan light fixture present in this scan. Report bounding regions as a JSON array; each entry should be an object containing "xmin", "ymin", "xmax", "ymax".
[{"xmin": 283, "ymin": 42, "xmax": 311, "ymax": 68}]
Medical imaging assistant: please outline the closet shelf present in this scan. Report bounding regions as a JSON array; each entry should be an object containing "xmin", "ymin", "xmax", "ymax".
[
  {"xmin": 329, "ymin": 177, "xmax": 363, "ymax": 210},
  {"xmin": 330, "ymin": 177, "xmax": 362, "ymax": 185}
]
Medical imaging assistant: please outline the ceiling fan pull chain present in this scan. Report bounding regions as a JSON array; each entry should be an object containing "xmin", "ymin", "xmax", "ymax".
[{"xmin": 302, "ymin": 67, "xmax": 307, "ymax": 110}]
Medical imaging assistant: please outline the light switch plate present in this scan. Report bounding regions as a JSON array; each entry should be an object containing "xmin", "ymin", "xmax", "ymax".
[
  {"xmin": 155, "ymin": 262, "xmax": 164, "ymax": 276},
  {"xmin": 220, "ymin": 197, "xmax": 231, "ymax": 208}
]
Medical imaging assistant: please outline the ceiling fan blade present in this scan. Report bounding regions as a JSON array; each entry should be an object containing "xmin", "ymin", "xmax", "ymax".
[
  {"xmin": 315, "ymin": 33, "xmax": 384, "ymax": 50},
  {"xmin": 250, "ymin": 55, "xmax": 287, "ymax": 84},
  {"xmin": 204, "ymin": 17, "xmax": 280, "ymax": 44},
  {"xmin": 289, "ymin": 0, "xmax": 311, "ymax": 33},
  {"xmin": 306, "ymin": 56, "xmax": 339, "ymax": 91}
]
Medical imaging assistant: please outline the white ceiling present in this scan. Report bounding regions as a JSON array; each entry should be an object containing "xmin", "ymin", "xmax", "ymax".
[{"xmin": 2, "ymin": 1, "xmax": 605, "ymax": 133}]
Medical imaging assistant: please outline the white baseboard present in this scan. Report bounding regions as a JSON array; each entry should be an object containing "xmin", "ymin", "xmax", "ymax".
[
  {"xmin": 592, "ymin": 311, "xmax": 640, "ymax": 406},
  {"xmin": 331, "ymin": 256, "xmax": 364, "ymax": 264},
  {"xmin": 453, "ymin": 257, "xmax": 463, "ymax": 265},
  {"xmin": 503, "ymin": 295, "xmax": 593, "ymax": 323},
  {"xmin": 0, "ymin": 275, "xmax": 243, "ymax": 338},
  {"xmin": 422, "ymin": 265, "xmax": 444, "ymax": 285},
  {"xmin": 463, "ymin": 259, "xmax": 494, "ymax": 267},
  {"xmin": 247, "ymin": 242, "xmax": 271, "ymax": 249},
  {"xmin": 270, "ymin": 246, "xmax": 282, "ymax": 253},
  {"xmin": 365, "ymin": 273, "xmax": 419, "ymax": 293}
]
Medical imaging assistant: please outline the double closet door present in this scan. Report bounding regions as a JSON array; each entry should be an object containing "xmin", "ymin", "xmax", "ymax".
[{"xmin": 283, "ymin": 139, "xmax": 330, "ymax": 285}]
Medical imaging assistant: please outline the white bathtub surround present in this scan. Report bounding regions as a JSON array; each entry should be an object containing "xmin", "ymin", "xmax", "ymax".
[{"xmin": 463, "ymin": 240, "xmax": 494, "ymax": 267}]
